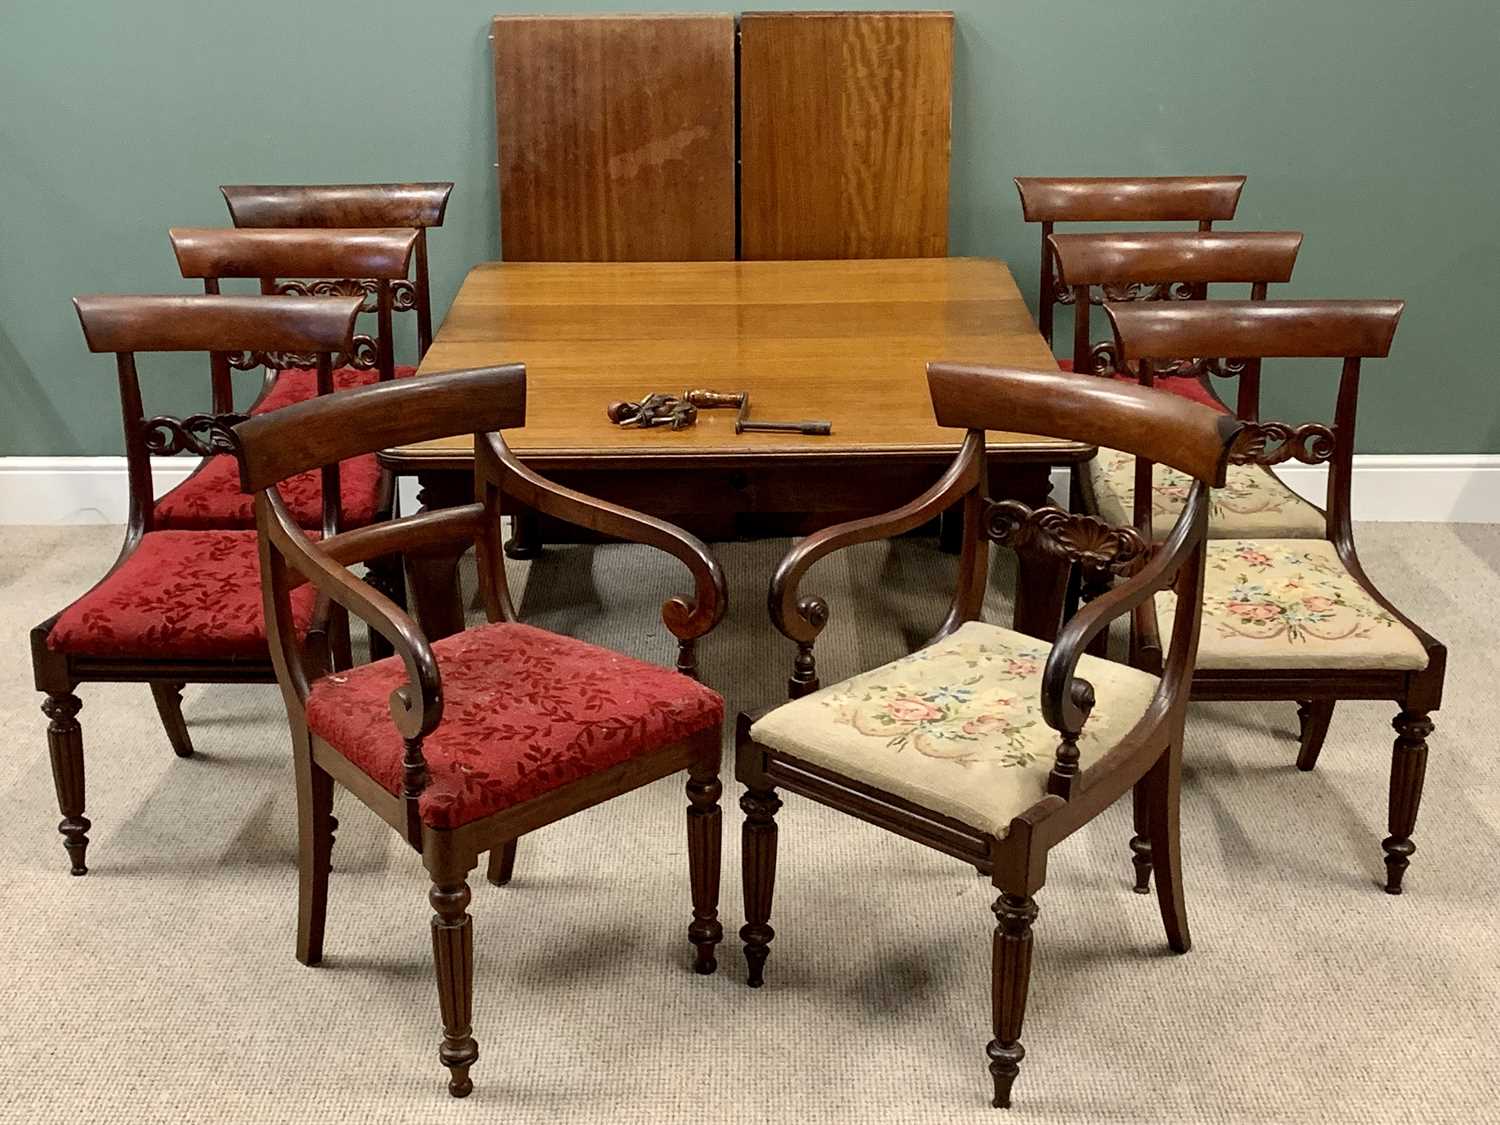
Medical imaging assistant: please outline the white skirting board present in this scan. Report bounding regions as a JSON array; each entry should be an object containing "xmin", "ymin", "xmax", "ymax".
[{"xmin": 1, "ymin": 454, "xmax": 1497, "ymax": 526}]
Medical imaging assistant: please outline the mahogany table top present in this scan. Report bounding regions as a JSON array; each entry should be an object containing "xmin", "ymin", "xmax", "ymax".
[{"xmin": 387, "ymin": 257, "xmax": 1092, "ymax": 471}]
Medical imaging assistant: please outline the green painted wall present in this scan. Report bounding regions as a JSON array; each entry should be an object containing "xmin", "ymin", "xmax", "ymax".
[{"xmin": 3, "ymin": 1, "xmax": 1496, "ymax": 456}]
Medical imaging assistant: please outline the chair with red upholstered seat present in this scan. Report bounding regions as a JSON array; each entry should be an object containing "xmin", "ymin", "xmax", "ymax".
[
  {"xmin": 1014, "ymin": 175, "xmax": 1246, "ymax": 403},
  {"xmin": 31, "ymin": 293, "xmax": 363, "ymax": 875},
  {"xmin": 220, "ymin": 180, "xmax": 453, "ymax": 360},
  {"xmin": 155, "ymin": 227, "xmax": 419, "ymax": 534},
  {"xmin": 230, "ymin": 366, "xmax": 728, "ymax": 1098},
  {"xmin": 158, "ymin": 228, "xmax": 416, "ymax": 525}
]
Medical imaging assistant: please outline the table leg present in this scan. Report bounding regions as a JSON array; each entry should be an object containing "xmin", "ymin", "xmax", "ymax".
[
  {"xmin": 405, "ymin": 471, "xmax": 470, "ymax": 642},
  {"xmin": 1006, "ymin": 464, "xmax": 1069, "ymax": 643},
  {"xmin": 504, "ymin": 503, "xmax": 543, "ymax": 560}
]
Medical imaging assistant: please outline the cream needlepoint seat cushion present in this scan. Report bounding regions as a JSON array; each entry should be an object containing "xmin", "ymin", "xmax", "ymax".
[
  {"xmin": 749, "ymin": 621, "xmax": 1159, "ymax": 838},
  {"xmin": 1155, "ymin": 540, "xmax": 1429, "ymax": 671},
  {"xmin": 1089, "ymin": 448, "xmax": 1325, "ymax": 540}
]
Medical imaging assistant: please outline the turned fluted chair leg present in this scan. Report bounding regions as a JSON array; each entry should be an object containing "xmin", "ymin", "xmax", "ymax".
[
  {"xmin": 988, "ymin": 892, "xmax": 1039, "ymax": 1109},
  {"xmin": 740, "ymin": 785, "xmax": 782, "ymax": 988},
  {"xmin": 150, "ymin": 682, "xmax": 195, "ymax": 758},
  {"xmin": 1145, "ymin": 744, "xmax": 1190, "ymax": 953},
  {"xmin": 294, "ymin": 746, "xmax": 336, "ymax": 966},
  {"xmin": 1295, "ymin": 700, "xmax": 1336, "ymax": 772},
  {"xmin": 686, "ymin": 753, "xmax": 724, "ymax": 974},
  {"xmin": 430, "ymin": 875, "xmax": 479, "ymax": 1097},
  {"xmin": 1128, "ymin": 781, "xmax": 1153, "ymax": 894},
  {"xmin": 43, "ymin": 692, "xmax": 89, "ymax": 876},
  {"xmin": 486, "ymin": 840, "xmax": 518, "ymax": 887},
  {"xmin": 1383, "ymin": 711, "xmax": 1433, "ymax": 894}
]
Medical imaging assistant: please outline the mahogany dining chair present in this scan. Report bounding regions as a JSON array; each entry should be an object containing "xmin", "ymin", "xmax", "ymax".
[
  {"xmin": 1014, "ymin": 175, "xmax": 1246, "ymax": 403},
  {"xmin": 31, "ymin": 293, "xmax": 362, "ymax": 872},
  {"xmin": 1109, "ymin": 300, "xmax": 1445, "ymax": 895},
  {"xmin": 736, "ymin": 364, "xmax": 1246, "ymax": 1108},
  {"xmin": 154, "ymin": 227, "xmax": 418, "ymax": 535},
  {"xmin": 230, "ymin": 367, "xmax": 728, "ymax": 1097}
]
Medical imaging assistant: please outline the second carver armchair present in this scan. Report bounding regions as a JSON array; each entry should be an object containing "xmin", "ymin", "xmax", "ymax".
[{"xmin": 736, "ymin": 364, "xmax": 1246, "ymax": 1109}]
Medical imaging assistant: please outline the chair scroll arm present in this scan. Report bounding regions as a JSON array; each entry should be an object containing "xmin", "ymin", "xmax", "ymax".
[
  {"xmin": 478, "ymin": 434, "xmax": 727, "ymax": 671},
  {"xmin": 1038, "ymin": 484, "xmax": 1211, "ymax": 793},
  {"xmin": 769, "ymin": 432, "xmax": 985, "ymax": 645},
  {"xmin": 263, "ymin": 497, "xmax": 442, "ymax": 740},
  {"xmin": 766, "ymin": 433, "xmax": 984, "ymax": 697}
]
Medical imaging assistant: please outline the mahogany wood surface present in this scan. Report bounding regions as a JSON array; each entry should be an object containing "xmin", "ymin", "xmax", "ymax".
[
  {"xmin": 222, "ymin": 183, "xmax": 453, "ymax": 229},
  {"xmin": 391, "ymin": 258, "xmax": 1079, "ymax": 468},
  {"xmin": 739, "ymin": 11, "xmax": 953, "ymax": 260},
  {"xmin": 492, "ymin": 14, "xmax": 736, "ymax": 262},
  {"xmin": 73, "ymin": 294, "xmax": 362, "ymax": 354},
  {"xmin": 170, "ymin": 228, "xmax": 418, "ymax": 281}
]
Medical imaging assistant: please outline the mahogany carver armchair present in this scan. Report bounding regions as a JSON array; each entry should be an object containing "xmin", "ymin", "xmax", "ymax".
[
  {"xmin": 230, "ymin": 367, "xmax": 728, "ymax": 1097},
  {"xmin": 736, "ymin": 365, "xmax": 1246, "ymax": 1108},
  {"xmin": 1109, "ymin": 300, "xmax": 1446, "ymax": 894},
  {"xmin": 31, "ymin": 293, "xmax": 362, "ymax": 874},
  {"xmin": 1014, "ymin": 175, "xmax": 1246, "ymax": 404},
  {"xmin": 153, "ymin": 227, "xmax": 418, "ymax": 533}
]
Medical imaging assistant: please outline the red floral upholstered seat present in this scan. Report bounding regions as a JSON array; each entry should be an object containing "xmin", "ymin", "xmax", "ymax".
[
  {"xmin": 46, "ymin": 530, "xmax": 318, "ymax": 659},
  {"xmin": 251, "ymin": 363, "xmax": 417, "ymax": 415},
  {"xmin": 304, "ymin": 622, "xmax": 725, "ymax": 829},
  {"xmin": 154, "ymin": 451, "xmax": 383, "ymax": 530}
]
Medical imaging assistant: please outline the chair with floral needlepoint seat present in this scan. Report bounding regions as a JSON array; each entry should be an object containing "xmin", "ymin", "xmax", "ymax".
[
  {"xmin": 736, "ymin": 362, "xmax": 1246, "ymax": 1109},
  {"xmin": 31, "ymin": 293, "xmax": 363, "ymax": 875},
  {"xmin": 1014, "ymin": 175, "xmax": 1246, "ymax": 401},
  {"xmin": 1109, "ymin": 299, "xmax": 1446, "ymax": 895},
  {"xmin": 1049, "ymin": 230, "xmax": 1321, "ymax": 542}
]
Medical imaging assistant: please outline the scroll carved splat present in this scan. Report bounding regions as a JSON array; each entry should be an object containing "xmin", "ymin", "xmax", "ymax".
[
  {"xmin": 223, "ymin": 334, "xmax": 377, "ymax": 373},
  {"xmin": 1228, "ymin": 421, "xmax": 1337, "ymax": 466},
  {"xmin": 1054, "ymin": 279, "xmax": 1198, "ymax": 308},
  {"xmin": 142, "ymin": 412, "xmax": 248, "ymax": 458},
  {"xmin": 275, "ymin": 277, "xmax": 381, "ymax": 314},
  {"xmin": 984, "ymin": 500, "xmax": 1151, "ymax": 576}
]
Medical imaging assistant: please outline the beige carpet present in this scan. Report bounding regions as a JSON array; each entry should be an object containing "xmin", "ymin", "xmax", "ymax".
[{"xmin": 1, "ymin": 522, "xmax": 1496, "ymax": 1124}]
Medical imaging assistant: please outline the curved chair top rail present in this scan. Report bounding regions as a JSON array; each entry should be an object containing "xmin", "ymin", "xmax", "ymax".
[
  {"xmin": 1107, "ymin": 299, "xmax": 1405, "ymax": 361},
  {"xmin": 233, "ymin": 365, "xmax": 527, "ymax": 492},
  {"xmin": 169, "ymin": 228, "xmax": 419, "ymax": 281},
  {"xmin": 221, "ymin": 183, "xmax": 454, "ymax": 229},
  {"xmin": 1048, "ymin": 231, "xmax": 1302, "ymax": 287},
  {"xmin": 926, "ymin": 363, "xmax": 1240, "ymax": 486},
  {"xmin": 73, "ymin": 294, "xmax": 362, "ymax": 355},
  {"xmin": 1015, "ymin": 176, "xmax": 1246, "ymax": 223}
]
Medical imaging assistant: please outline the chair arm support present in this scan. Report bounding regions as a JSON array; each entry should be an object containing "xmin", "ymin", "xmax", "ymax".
[
  {"xmin": 263, "ymin": 497, "xmax": 442, "ymax": 740},
  {"xmin": 768, "ymin": 432, "xmax": 985, "ymax": 645},
  {"xmin": 480, "ymin": 434, "xmax": 726, "ymax": 643},
  {"xmin": 1040, "ymin": 482, "xmax": 1209, "ymax": 737}
]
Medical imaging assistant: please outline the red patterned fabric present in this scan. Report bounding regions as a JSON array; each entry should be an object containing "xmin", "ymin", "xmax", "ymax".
[
  {"xmin": 1054, "ymin": 358, "xmax": 1229, "ymax": 413},
  {"xmin": 47, "ymin": 530, "xmax": 317, "ymax": 659},
  {"xmin": 154, "ymin": 453, "xmax": 383, "ymax": 530},
  {"xmin": 304, "ymin": 622, "xmax": 724, "ymax": 829},
  {"xmin": 251, "ymin": 364, "xmax": 417, "ymax": 415}
]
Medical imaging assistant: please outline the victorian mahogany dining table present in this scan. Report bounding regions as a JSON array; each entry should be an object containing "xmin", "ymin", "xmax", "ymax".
[{"xmin": 379, "ymin": 257, "xmax": 1093, "ymax": 641}]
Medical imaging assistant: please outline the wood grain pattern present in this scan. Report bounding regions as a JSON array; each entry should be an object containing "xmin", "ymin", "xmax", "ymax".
[
  {"xmin": 392, "ymin": 259, "xmax": 1070, "ymax": 467},
  {"xmin": 739, "ymin": 12, "xmax": 953, "ymax": 260},
  {"xmin": 492, "ymin": 14, "xmax": 735, "ymax": 262}
]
